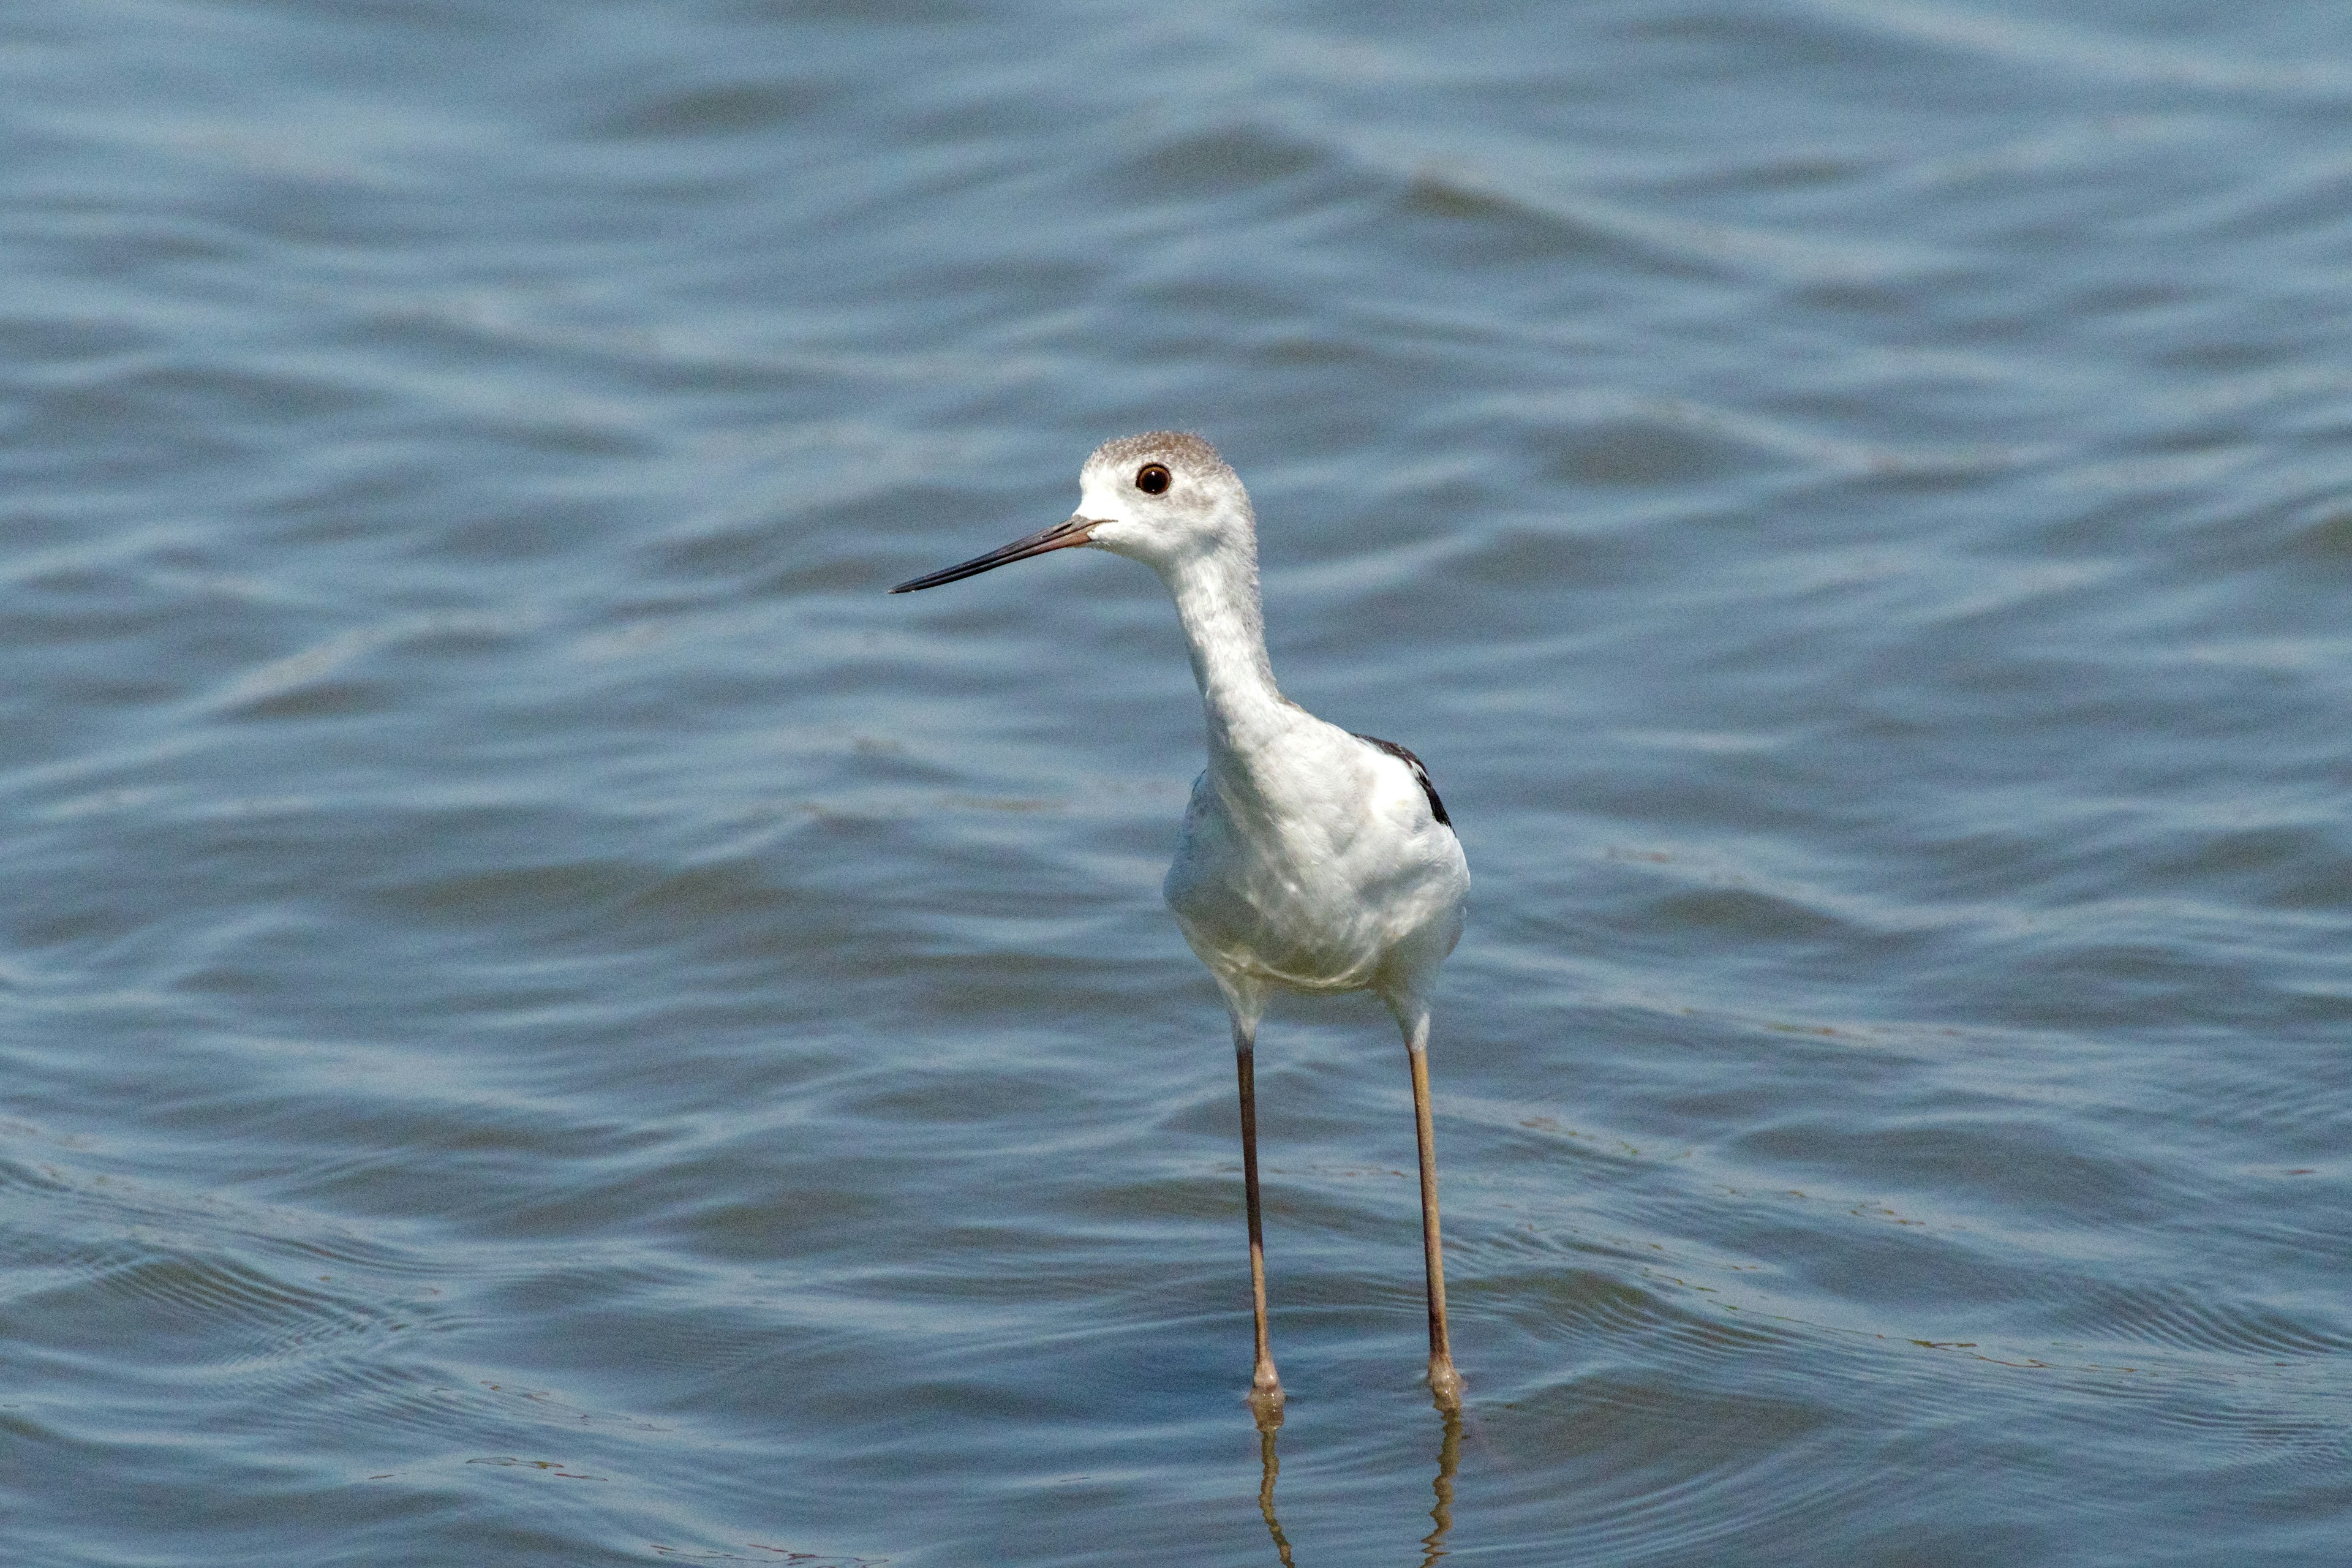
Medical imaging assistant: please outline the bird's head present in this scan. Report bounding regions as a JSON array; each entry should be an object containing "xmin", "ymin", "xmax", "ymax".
[{"xmin": 890, "ymin": 431, "xmax": 1251, "ymax": 594}]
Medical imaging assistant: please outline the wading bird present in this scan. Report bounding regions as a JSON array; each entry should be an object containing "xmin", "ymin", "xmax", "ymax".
[{"xmin": 891, "ymin": 433, "xmax": 1469, "ymax": 1419}]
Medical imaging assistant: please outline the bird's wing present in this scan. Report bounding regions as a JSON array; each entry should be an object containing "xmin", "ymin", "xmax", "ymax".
[{"xmin": 1351, "ymin": 733, "xmax": 1452, "ymax": 828}]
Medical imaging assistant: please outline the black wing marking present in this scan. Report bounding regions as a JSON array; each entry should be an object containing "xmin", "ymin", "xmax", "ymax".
[{"xmin": 1353, "ymin": 733, "xmax": 1452, "ymax": 828}]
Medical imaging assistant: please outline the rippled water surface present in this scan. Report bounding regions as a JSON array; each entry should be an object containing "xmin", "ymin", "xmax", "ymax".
[{"xmin": 6, "ymin": 2, "xmax": 2351, "ymax": 1563}]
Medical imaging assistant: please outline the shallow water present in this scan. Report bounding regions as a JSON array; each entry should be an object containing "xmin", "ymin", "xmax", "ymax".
[{"xmin": 5, "ymin": 1, "xmax": 2350, "ymax": 1563}]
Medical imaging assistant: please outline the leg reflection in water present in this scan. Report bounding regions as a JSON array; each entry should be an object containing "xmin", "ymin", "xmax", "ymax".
[
  {"xmin": 1419, "ymin": 1408, "xmax": 1461, "ymax": 1566},
  {"xmin": 1251, "ymin": 1404, "xmax": 1461, "ymax": 1568},
  {"xmin": 1255, "ymin": 1411, "xmax": 1297, "ymax": 1568}
]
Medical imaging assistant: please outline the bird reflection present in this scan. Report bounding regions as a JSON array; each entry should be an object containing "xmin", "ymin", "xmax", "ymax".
[{"xmin": 1251, "ymin": 1404, "xmax": 1461, "ymax": 1567}]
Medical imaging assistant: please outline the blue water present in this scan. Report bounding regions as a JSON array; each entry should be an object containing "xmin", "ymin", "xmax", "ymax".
[{"xmin": 4, "ymin": 2, "xmax": 2350, "ymax": 1563}]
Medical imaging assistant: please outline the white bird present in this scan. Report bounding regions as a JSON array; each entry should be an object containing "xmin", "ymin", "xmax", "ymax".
[{"xmin": 892, "ymin": 432, "xmax": 1470, "ymax": 1420}]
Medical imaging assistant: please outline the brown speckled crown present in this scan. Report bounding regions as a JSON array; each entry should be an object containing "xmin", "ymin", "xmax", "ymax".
[{"xmin": 1091, "ymin": 431, "xmax": 1234, "ymax": 482}]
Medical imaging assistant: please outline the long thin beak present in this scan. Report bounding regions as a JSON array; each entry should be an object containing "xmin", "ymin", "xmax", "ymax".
[{"xmin": 889, "ymin": 515, "xmax": 1098, "ymax": 594}]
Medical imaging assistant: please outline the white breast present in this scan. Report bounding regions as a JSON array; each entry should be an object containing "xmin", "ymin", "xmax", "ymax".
[{"xmin": 1164, "ymin": 725, "xmax": 1467, "ymax": 1001}]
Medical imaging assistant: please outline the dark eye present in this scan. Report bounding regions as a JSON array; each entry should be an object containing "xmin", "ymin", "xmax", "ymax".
[{"xmin": 1135, "ymin": 463, "xmax": 1171, "ymax": 495}]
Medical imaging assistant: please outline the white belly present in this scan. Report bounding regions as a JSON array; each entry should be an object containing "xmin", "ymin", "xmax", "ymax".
[{"xmin": 1163, "ymin": 747, "xmax": 1468, "ymax": 1001}]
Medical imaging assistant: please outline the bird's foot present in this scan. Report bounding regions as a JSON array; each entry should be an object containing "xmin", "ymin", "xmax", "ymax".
[
  {"xmin": 1246, "ymin": 1363, "xmax": 1286, "ymax": 1430},
  {"xmin": 1427, "ymin": 1354, "xmax": 1465, "ymax": 1414}
]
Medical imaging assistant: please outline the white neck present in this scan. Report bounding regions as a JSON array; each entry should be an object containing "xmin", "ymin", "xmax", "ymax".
[{"xmin": 1153, "ymin": 541, "xmax": 1293, "ymax": 766}]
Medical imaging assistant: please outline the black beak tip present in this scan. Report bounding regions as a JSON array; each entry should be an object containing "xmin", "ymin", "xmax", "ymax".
[{"xmin": 885, "ymin": 516, "xmax": 1095, "ymax": 598}]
